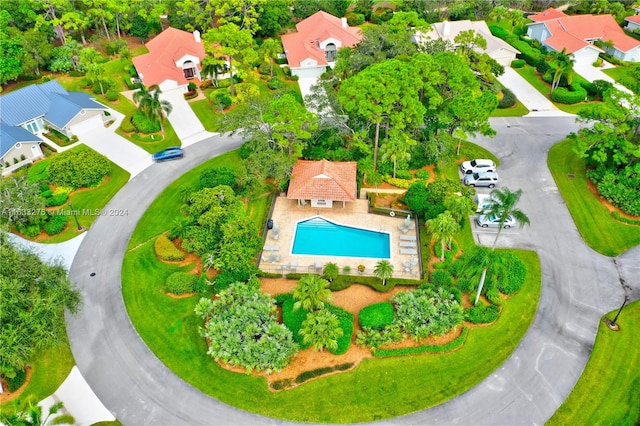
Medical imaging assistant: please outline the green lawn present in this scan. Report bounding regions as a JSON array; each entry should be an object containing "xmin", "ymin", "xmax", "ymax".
[
  {"xmin": 190, "ymin": 99, "xmax": 222, "ymax": 132},
  {"xmin": 491, "ymin": 98, "xmax": 529, "ymax": 117},
  {"xmin": 38, "ymin": 145, "xmax": 130, "ymax": 244},
  {"xmin": 0, "ymin": 333, "xmax": 75, "ymax": 414},
  {"xmin": 122, "ymin": 146, "xmax": 540, "ymax": 422},
  {"xmin": 513, "ymin": 65, "xmax": 599, "ymax": 114},
  {"xmin": 548, "ymin": 300, "xmax": 640, "ymax": 425},
  {"xmin": 547, "ymin": 138, "xmax": 640, "ymax": 256},
  {"xmin": 441, "ymin": 141, "xmax": 501, "ymax": 180},
  {"xmin": 602, "ymin": 66, "xmax": 639, "ymax": 94}
]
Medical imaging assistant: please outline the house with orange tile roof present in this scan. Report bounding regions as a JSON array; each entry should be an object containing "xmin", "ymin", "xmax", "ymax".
[
  {"xmin": 526, "ymin": 8, "xmax": 640, "ymax": 64},
  {"xmin": 132, "ymin": 27, "xmax": 206, "ymax": 92},
  {"xmin": 281, "ymin": 11, "xmax": 363, "ymax": 79},
  {"xmin": 287, "ymin": 159, "xmax": 357, "ymax": 208},
  {"xmin": 625, "ymin": 14, "xmax": 640, "ymax": 32}
]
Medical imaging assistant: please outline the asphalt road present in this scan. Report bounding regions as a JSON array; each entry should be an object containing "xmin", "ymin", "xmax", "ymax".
[{"xmin": 67, "ymin": 118, "xmax": 640, "ymax": 425}]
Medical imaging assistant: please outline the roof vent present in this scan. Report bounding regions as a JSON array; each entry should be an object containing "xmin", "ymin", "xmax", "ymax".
[
  {"xmin": 194, "ymin": 30, "xmax": 201, "ymax": 43},
  {"xmin": 341, "ymin": 17, "xmax": 347, "ymax": 28}
]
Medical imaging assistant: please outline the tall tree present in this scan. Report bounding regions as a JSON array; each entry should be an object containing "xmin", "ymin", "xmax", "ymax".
[
  {"xmin": 293, "ymin": 274, "xmax": 332, "ymax": 312},
  {"xmin": 0, "ymin": 11, "xmax": 23, "ymax": 84},
  {"xmin": 133, "ymin": 84, "xmax": 173, "ymax": 134},
  {"xmin": 443, "ymin": 193, "xmax": 475, "ymax": 224},
  {"xmin": 259, "ymin": 38, "xmax": 281, "ymax": 78},
  {"xmin": 474, "ymin": 187, "xmax": 530, "ymax": 304},
  {"xmin": 0, "ymin": 233, "xmax": 81, "ymax": 377},
  {"xmin": 453, "ymin": 29, "xmax": 487, "ymax": 57},
  {"xmin": 204, "ymin": 23, "xmax": 257, "ymax": 96},
  {"xmin": 548, "ymin": 48, "xmax": 574, "ymax": 90},
  {"xmin": 374, "ymin": 260, "xmax": 394, "ymax": 286},
  {"xmin": 427, "ymin": 211, "xmax": 460, "ymax": 262},
  {"xmin": 81, "ymin": 47, "xmax": 107, "ymax": 95},
  {"xmin": 299, "ymin": 308, "xmax": 343, "ymax": 352},
  {"xmin": 0, "ymin": 176, "xmax": 47, "ymax": 229},
  {"xmin": 256, "ymin": 0, "xmax": 291, "ymax": 37},
  {"xmin": 211, "ymin": 0, "xmax": 266, "ymax": 35}
]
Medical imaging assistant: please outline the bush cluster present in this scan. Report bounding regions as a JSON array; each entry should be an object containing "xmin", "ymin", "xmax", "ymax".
[
  {"xmin": 395, "ymin": 170, "xmax": 413, "ymax": 180},
  {"xmin": 105, "ymin": 89, "xmax": 119, "ymax": 101},
  {"xmin": 384, "ymin": 177, "xmax": 412, "ymax": 188},
  {"xmin": 489, "ymin": 25, "xmax": 509, "ymax": 40},
  {"xmin": 155, "ymin": 235, "xmax": 185, "ymax": 261},
  {"xmin": 370, "ymin": 6, "xmax": 393, "ymax": 24},
  {"xmin": 510, "ymin": 59, "xmax": 526, "ymax": 68},
  {"xmin": 430, "ymin": 270, "xmax": 453, "ymax": 287},
  {"xmin": 464, "ymin": 304, "xmax": 500, "ymax": 324},
  {"xmin": 132, "ymin": 111, "xmax": 160, "ymax": 134},
  {"xmin": 214, "ymin": 270, "xmax": 253, "ymax": 294},
  {"xmin": 45, "ymin": 193, "xmax": 69, "ymax": 207},
  {"xmin": 48, "ymin": 148, "xmax": 110, "ymax": 188},
  {"xmin": 4, "ymin": 367, "xmax": 27, "ymax": 392},
  {"xmin": 589, "ymin": 168, "xmax": 640, "ymax": 216},
  {"xmin": 498, "ymin": 88, "xmax": 517, "ymax": 109},
  {"xmin": 346, "ymin": 12, "xmax": 365, "ymax": 26},
  {"xmin": 166, "ymin": 271, "xmax": 198, "ymax": 295},
  {"xmin": 359, "ymin": 302, "xmax": 395, "ymax": 331},
  {"xmin": 551, "ymin": 84, "xmax": 587, "ymax": 104},
  {"xmin": 267, "ymin": 77, "xmax": 284, "ymax": 90},
  {"xmin": 44, "ymin": 214, "xmax": 68, "ymax": 235},
  {"xmin": 199, "ymin": 167, "xmax": 238, "ymax": 191},
  {"xmin": 415, "ymin": 169, "xmax": 430, "ymax": 180},
  {"xmin": 510, "ymin": 39, "xmax": 544, "ymax": 66}
]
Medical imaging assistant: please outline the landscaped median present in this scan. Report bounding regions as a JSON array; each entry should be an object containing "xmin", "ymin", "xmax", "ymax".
[
  {"xmin": 121, "ymin": 149, "xmax": 541, "ymax": 422},
  {"xmin": 548, "ymin": 139, "xmax": 640, "ymax": 256}
]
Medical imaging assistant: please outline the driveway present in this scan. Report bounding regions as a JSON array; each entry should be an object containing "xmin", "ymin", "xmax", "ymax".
[
  {"xmin": 573, "ymin": 60, "xmax": 633, "ymax": 95},
  {"xmin": 160, "ymin": 89, "xmax": 215, "ymax": 146},
  {"xmin": 498, "ymin": 67, "xmax": 573, "ymax": 117},
  {"xmin": 65, "ymin": 117, "xmax": 639, "ymax": 425},
  {"xmin": 74, "ymin": 108, "xmax": 153, "ymax": 179}
]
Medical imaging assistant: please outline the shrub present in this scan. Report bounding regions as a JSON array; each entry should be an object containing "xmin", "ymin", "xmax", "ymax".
[
  {"xmin": 44, "ymin": 214, "xmax": 68, "ymax": 235},
  {"xmin": 430, "ymin": 270, "xmax": 453, "ymax": 287},
  {"xmin": 395, "ymin": 170, "xmax": 413, "ymax": 180},
  {"xmin": 359, "ymin": 302, "xmax": 395, "ymax": 330},
  {"xmin": 385, "ymin": 177, "xmax": 412, "ymax": 188},
  {"xmin": 40, "ymin": 189, "xmax": 53, "ymax": 198},
  {"xmin": 498, "ymin": 88, "xmax": 517, "ymax": 109},
  {"xmin": 132, "ymin": 111, "xmax": 161, "ymax": 133},
  {"xmin": 211, "ymin": 92, "xmax": 232, "ymax": 110},
  {"xmin": 551, "ymin": 83, "xmax": 586, "ymax": 104},
  {"xmin": 464, "ymin": 304, "xmax": 500, "ymax": 324},
  {"xmin": 511, "ymin": 59, "xmax": 525, "ymax": 68},
  {"xmin": 415, "ymin": 169, "xmax": 430, "ymax": 180},
  {"xmin": 188, "ymin": 82, "xmax": 197, "ymax": 91},
  {"xmin": 511, "ymin": 39, "xmax": 544, "ymax": 66},
  {"xmin": 45, "ymin": 193, "xmax": 69, "ymax": 207},
  {"xmin": 154, "ymin": 234, "xmax": 185, "ymax": 261},
  {"xmin": 214, "ymin": 270, "xmax": 252, "ymax": 294},
  {"xmin": 496, "ymin": 252, "xmax": 527, "ymax": 294},
  {"xmin": 4, "ymin": 367, "xmax": 27, "ymax": 392},
  {"xmin": 16, "ymin": 223, "xmax": 41, "ymax": 239},
  {"xmin": 370, "ymin": 6, "xmax": 393, "ymax": 24},
  {"xmin": 199, "ymin": 166, "xmax": 238, "ymax": 190},
  {"xmin": 49, "ymin": 148, "xmax": 110, "ymax": 188},
  {"xmin": 166, "ymin": 271, "xmax": 198, "ymax": 295},
  {"xmin": 105, "ymin": 89, "xmax": 119, "ymax": 101},
  {"xmin": 346, "ymin": 12, "xmax": 365, "ymax": 26},
  {"xmin": 120, "ymin": 118, "xmax": 135, "ymax": 133},
  {"xmin": 591, "ymin": 79, "xmax": 613, "ymax": 100},
  {"xmin": 234, "ymin": 83, "xmax": 260, "ymax": 104},
  {"xmin": 489, "ymin": 25, "xmax": 509, "ymax": 40},
  {"xmin": 486, "ymin": 287, "xmax": 503, "ymax": 305},
  {"xmin": 267, "ymin": 77, "xmax": 284, "ymax": 90},
  {"xmin": 53, "ymin": 186, "xmax": 73, "ymax": 196}
]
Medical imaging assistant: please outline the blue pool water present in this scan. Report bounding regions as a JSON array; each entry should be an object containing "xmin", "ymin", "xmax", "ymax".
[{"xmin": 292, "ymin": 217, "xmax": 390, "ymax": 258}]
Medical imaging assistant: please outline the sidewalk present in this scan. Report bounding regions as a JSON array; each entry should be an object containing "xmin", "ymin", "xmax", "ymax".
[{"xmin": 7, "ymin": 232, "xmax": 86, "ymax": 271}]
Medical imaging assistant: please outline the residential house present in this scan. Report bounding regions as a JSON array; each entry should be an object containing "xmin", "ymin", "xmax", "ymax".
[
  {"xmin": 281, "ymin": 11, "xmax": 363, "ymax": 78},
  {"xmin": 413, "ymin": 20, "xmax": 520, "ymax": 66},
  {"xmin": 287, "ymin": 159, "xmax": 357, "ymax": 208},
  {"xmin": 625, "ymin": 15, "xmax": 640, "ymax": 32},
  {"xmin": 0, "ymin": 80, "xmax": 107, "ymax": 174},
  {"xmin": 527, "ymin": 8, "xmax": 640, "ymax": 64},
  {"xmin": 132, "ymin": 27, "xmax": 206, "ymax": 92}
]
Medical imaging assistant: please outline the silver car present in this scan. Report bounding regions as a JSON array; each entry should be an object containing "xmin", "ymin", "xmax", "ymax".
[
  {"xmin": 463, "ymin": 172, "xmax": 499, "ymax": 188},
  {"xmin": 476, "ymin": 214, "xmax": 516, "ymax": 228},
  {"xmin": 460, "ymin": 159, "xmax": 496, "ymax": 174}
]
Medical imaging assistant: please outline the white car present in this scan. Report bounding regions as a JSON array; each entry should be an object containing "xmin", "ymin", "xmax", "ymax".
[
  {"xmin": 460, "ymin": 159, "xmax": 496, "ymax": 175},
  {"xmin": 474, "ymin": 194, "xmax": 497, "ymax": 213},
  {"xmin": 476, "ymin": 214, "xmax": 516, "ymax": 228}
]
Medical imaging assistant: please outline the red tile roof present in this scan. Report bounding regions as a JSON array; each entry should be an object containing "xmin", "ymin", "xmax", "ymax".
[
  {"xmin": 132, "ymin": 27, "xmax": 205, "ymax": 87},
  {"xmin": 281, "ymin": 11, "xmax": 362, "ymax": 68},
  {"xmin": 533, "ymin": 11, "xmax": 640, "ymax": 54},
  {"xmin": 287, "ymin": 160, "xmax": 357, "ymax": 201},
  {"xmin": 529, "ymin": 7, "xmax": 568, "ymax": 22},
  {"xmin": 626, "ymin": 15, "xmax": 640, "ymax": 24}
]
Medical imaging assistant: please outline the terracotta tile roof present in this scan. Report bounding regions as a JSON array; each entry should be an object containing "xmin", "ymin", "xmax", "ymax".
[
  {"xmin": 132, "ymin": 27, "xmax": 205, "ymax": 87},
  {"xmin": 528, "ymin": 7, "xmax": 568, "ymax": 22},
  {"xmin": 535, "ymin": 11, "xmax": 640, "ymax": 54},
  {"xmin": 281, "ymin": 11, "xmax": 362, "ymax": 68},
  {"xmin": 626, "ymin": 15, "xmax": 640, "ymax": 24},
  {"xmin": 287, "ymin": 160, "xmax": 357, "ymax": 201}
]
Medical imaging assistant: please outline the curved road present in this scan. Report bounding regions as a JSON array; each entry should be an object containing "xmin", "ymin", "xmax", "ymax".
[{"xmin": 67, "ymin": 119, "xmax": 640, "ymax": 425}]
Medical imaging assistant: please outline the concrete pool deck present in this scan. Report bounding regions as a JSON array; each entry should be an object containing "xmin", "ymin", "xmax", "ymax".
[{"xmin": 260, "ymin": 195, "xmax": 422, "ymax": 279}]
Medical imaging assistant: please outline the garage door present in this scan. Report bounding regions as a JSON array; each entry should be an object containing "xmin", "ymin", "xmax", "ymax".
[{"xmin": 70, "ymin": 114, "xmax": 104, "ymax": 135}]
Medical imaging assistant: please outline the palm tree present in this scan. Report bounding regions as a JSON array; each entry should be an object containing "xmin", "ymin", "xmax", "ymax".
[
  {"xmin": 323, "ymin": 262, "xmax": 339, "ymax": 283},
  {"xmin": 0, "ymin": 401, "xmax": 75, "ymax": 426},
  {"xmin": 379, "ymin": 130, "xmax": 415, "ymax": 178},
  {"xmin": 374, "ymin": 260, "xmax": 394, "ymax": 286},
  {"xmin": 474, "ymin": 187, "xmax": 530, "ymax": 304},
  {"xmin": 299, "ymin": 309, "xmax": 343, "ymax": 352},
  {"xmin": 201, "ymin": 55, "xmax": 228, "ymax": 87},
  {"xmin": 443, "ymin": 194, "xmax": 475, "ymax": 224},
  {"xmin": 293, "ymin": 274, "xmax": 332, "ymax": 311},
  {"xmin": 260, "ymin": 38, "xmax": 281, "ymax": 78},
  {"xmin": 427, "ymin": 211, "xmax": 460, "ymax": 262},
  {"xmin": 133, "ymin": 84, "xmax": 172, "ymax": 134},
  {"xmin": 549, "ymin": 49, "xmax": 575, "ymax": 91}
]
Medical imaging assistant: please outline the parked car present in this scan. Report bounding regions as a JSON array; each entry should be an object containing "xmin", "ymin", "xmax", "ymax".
[
  {"xmin": 460, "ymin": 159, "xmax": 496, "ymax": 175},
  {"xmin": 152, "ymin": 147, "xmax": 183, "ymax": 162},
  {"xmin": 463, "ymin": 172, "xmax": 499, "ymax": 188},
  {"xmin": 476, "ymin": 214, "xmax": 516, "ymax": 228},
  {"xmin": 474, "ymin": 193, "xmax": 497, "ymax": 213}
]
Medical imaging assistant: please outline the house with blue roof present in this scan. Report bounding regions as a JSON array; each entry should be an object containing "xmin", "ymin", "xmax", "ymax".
[{"xmin": 0, "ymin": 80, "xmax": 107, "ymax": 174}]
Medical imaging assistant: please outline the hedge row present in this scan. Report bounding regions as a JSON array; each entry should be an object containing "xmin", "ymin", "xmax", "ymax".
[
  {"xmin": 551, "ymin": 83, "xmax": 587, "ymax": 104},
  {"xmin": 373, "ymin": 327, "xmax": 469, "ymax": 357},
  {"xmin": 155, "ymin": 234, "xmax": 185, "ymax": 261},
  {"xmin": 498, "ymin": 88, "xmax": 517, "ymax": 109}
]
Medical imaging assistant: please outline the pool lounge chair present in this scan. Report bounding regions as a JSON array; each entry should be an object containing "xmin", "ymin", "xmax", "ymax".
[
  {"xmin": 399, "ymin": 235, "xmax": 416, "ymax": 241},
  {"xmin": 399, "ymin": 241, "xmax": 416, "ymax": 248},
  {"xmin": 289, "ymin": 260, "xmax": 298, "ymax": 272},
  {"xmin": 400, "ymin": 248, "xmax": 418, "ymax": 255}
]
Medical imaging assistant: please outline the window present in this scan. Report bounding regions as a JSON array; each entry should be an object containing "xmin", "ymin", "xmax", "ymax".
[{"xmin": 325, "ymin": 43, "xmax": 337, "ymax": 62}]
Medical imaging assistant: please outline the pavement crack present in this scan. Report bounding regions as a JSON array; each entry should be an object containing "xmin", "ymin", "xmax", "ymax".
[{"xmin": 612, "ymin": 258, "xmax": 632, "ymax": 292}]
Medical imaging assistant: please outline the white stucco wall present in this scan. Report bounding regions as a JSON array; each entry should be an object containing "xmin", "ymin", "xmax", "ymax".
[
  {"xmin": 572, "ymin": 47, "xmax": 600, "ymax": 65},
  {"xmin": 527, "ymin": 24, "xmax": 550, "ymax": 42},
  {"xmin": 291, "ymin": 66, "xmax": 326, "ymax": 78},
  {"xmin": 626, "ymin": 20, "xmax": 640, "ymax": 31}
]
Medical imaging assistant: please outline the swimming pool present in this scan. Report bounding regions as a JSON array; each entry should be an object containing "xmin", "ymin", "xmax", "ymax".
[{"xmin": 292, "ymin": 217, "xmax": 390, "ymax": 258}]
